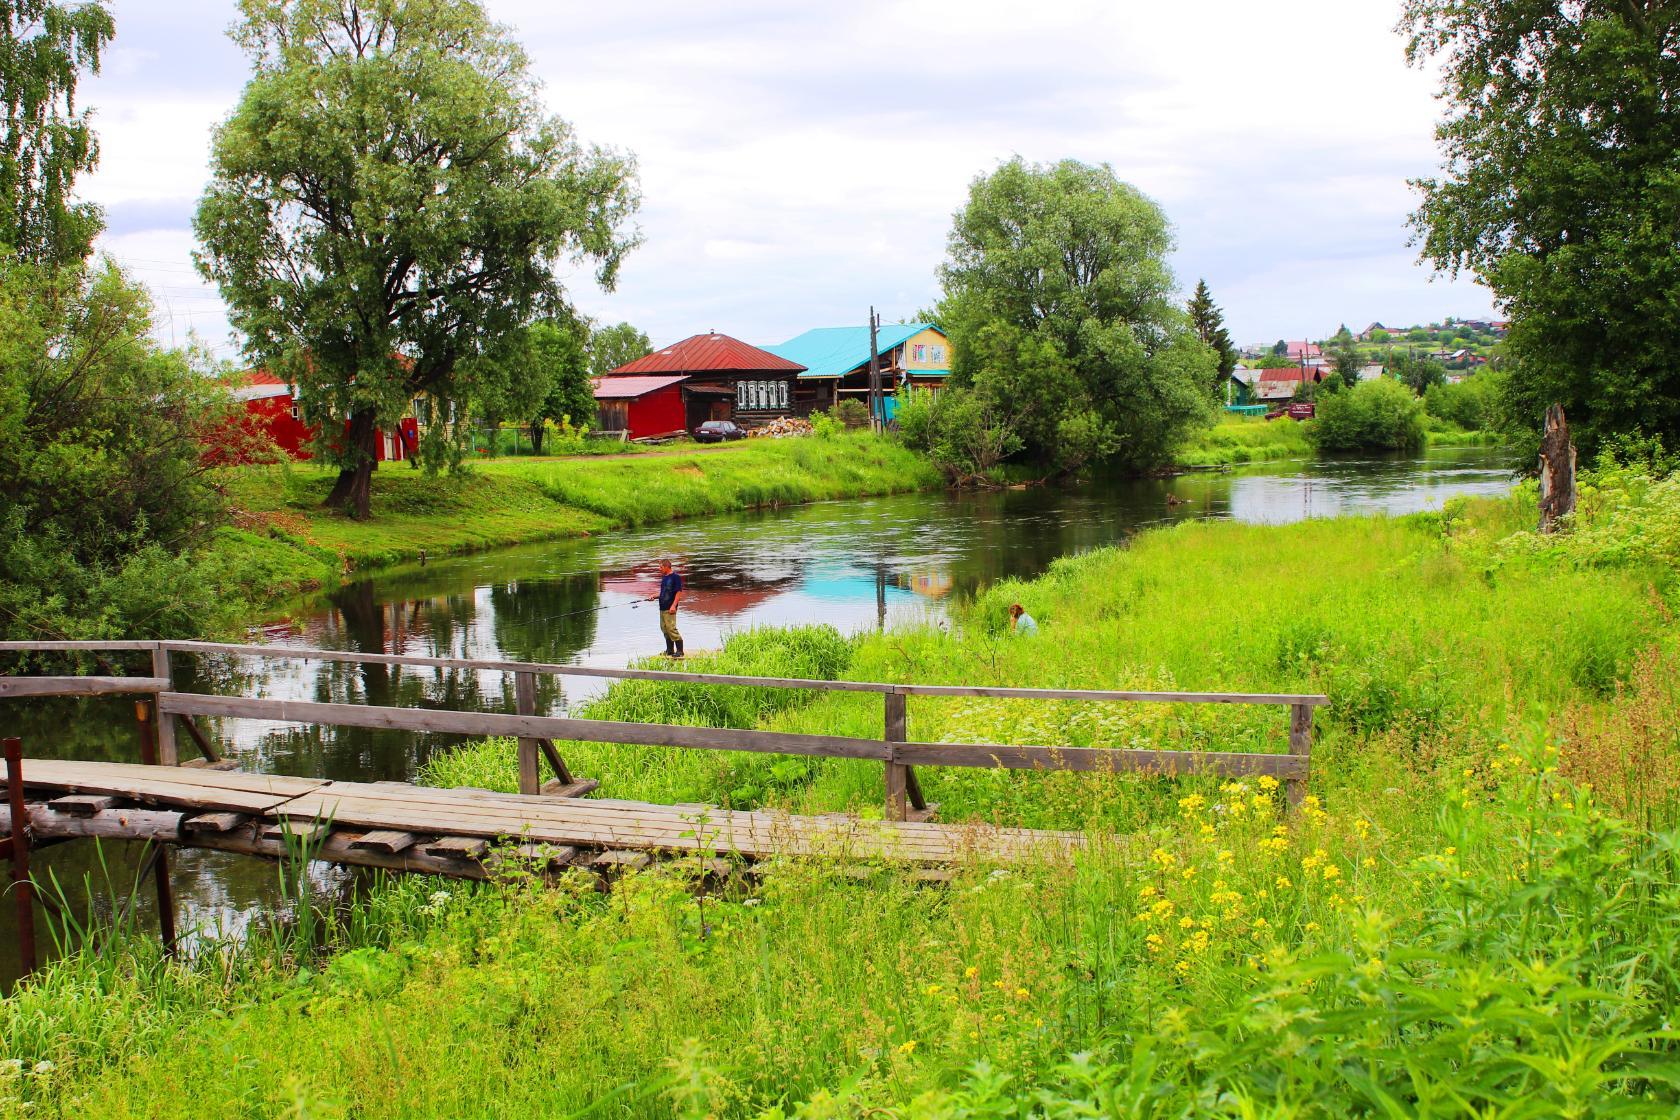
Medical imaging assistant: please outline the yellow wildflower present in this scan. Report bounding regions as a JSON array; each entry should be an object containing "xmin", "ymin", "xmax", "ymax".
[
  {"xmin": 964, "ymin": 966, "xmax": 979, "ymax": 980},
  {"xmin": 1258, "ymin": 775, "xmax": 1279, "ymax": 792},
  {"xmin": 898, "ymin": 1040, "xmax": 918, "ymax": 1055}
]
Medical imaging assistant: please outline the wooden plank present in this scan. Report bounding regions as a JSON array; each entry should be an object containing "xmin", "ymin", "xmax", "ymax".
[
  {"xmin": 591, "ymin": 849, "xmax": 649, "ymax": 871},
  {"xmin": 893, "ymin": 684, "xmax": 1331, "ymax": 706},
  {"xmin": 508, "ymin": 842, "xmax": 578, "ymax": 867},
  {"xmin": 540, "ymin": 778, "xmax": 601, "ymax": 798},
  {"xmin": 892, "ymin": 742, "xmax": 1309, "ymax": 778},
  {"xmin": 350, "ymin": 829, "xmax": 420, "ymax": 853},
  {"xmin": 185, "ymin": 827, "xmax": 490, "ymax": 882},
  {"xmin": 183, "ymin": 811, "xmax": 249, "ymax": 833},
  {"xmin": 263, "ymin": 818, "xmax": 331, "ymax": 845},
  {"xmin": 180, "ymin": 759, "xmax": 241, "ymax": 771},
  {"xmin": 0, "ymin": 641, "xmax": 158, "ymax": 652},
  {"xmin": 159, "ymin": 692, "xmax": 893, "ymax": 761},
  {"xmin": 424, "ymin": 836, "xmax": 489, "ymax": 860},
  {"xmin": 0, "ymin": 676, "xmax": 171, "ymax": 698},
  {"xmin": 4, "ymin": 758, "xmax": 325, "ymax": 813},
  {"xmin": 48, "ymin": 794, "xmax": 119, "ymax": 816}
]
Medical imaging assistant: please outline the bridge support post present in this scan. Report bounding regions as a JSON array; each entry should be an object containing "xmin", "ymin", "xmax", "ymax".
[
  {"xmin": 883, "ymin": 691, "xmax": 909, "ymax": 821},
  {"xmin": 4, "ymin": 737, "xmax": 37, "ymax": 978},
  {"xmin": 151, "ymin": 644, "xmax": 177, "ymax": 766},
  {"xmin": 515, "ymin": 671, "xmax": 541, "ymax": 797},
  {"xmin": 133, "ymin": 701, "xmax": 178, "ymax": 954},
  {"xmin": 1286, "ymin": 703, "xmax": 1313, "ymax": 810}
]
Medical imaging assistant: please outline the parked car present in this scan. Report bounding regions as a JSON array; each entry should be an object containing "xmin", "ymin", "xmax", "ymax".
[{"xmin": 692, "ymin": 419, "xmax": 747, "ymax": 443}]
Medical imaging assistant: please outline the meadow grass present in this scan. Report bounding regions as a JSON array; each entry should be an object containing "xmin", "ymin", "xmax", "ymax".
[
  {"xmin": 5, "ymin": 472, "xmax": 1680, "ymax": 1117},
  {"xmin": 1173, "ymin": 416, "xmax": 1313, "ymax": 466},
  {"xmin": 208, "ymin": 433, "xmax": 940, "ymax": 604}
]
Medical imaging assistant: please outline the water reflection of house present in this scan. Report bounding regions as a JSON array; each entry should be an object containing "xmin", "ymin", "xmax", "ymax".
[
  {"xmin": 599, "ymin": 562, "xmax": 801, "ymax": 618},
  {"xmin": 906, "ymin": 566, "xmax": 953, "ymax": 599}
]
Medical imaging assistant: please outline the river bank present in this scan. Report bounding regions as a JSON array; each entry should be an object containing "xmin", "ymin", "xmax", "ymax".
[
  {"xmin": 209, "ymin": 432, "xmax": 943, "ymax": 615},
  {"xmin": 1173, "ymin": 414, "xmax": 1504, "ymax": 468},
  {"xmin": 7, "ymin": 467, "xmax": 1678, "ymax": 1115}
]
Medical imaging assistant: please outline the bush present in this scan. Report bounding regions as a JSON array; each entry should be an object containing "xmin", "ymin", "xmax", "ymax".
[
  {"xmin": 895, "ymin": 387, "xmax": 1022, "ymax": 483},
  {"xmin": 832, "ymin": 398, "xmax": 870, "ymax": 430},
  {"xmin": 1309, "ymin": 377, "xmax": 1426, "ymax": 452},
  {"xmin": 1425, "ymin": 373, "xmax": 1500, "ymax": 430}
]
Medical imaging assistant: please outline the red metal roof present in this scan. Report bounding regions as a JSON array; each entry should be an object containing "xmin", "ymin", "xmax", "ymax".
[
  {"xmin": 591, "ymin": 374, "xmax": 689, "ymax": 399},
  {"xmin": 610, "ymin": 333, "xmax": 805, "ymax": 376}
]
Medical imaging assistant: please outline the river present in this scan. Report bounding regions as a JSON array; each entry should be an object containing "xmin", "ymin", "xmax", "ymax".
[{"xmin": 1, "ymin": 446, "xmax": 1515, "ymax": 984}]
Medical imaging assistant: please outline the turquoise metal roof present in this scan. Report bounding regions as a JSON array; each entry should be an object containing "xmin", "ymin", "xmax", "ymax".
[{"xmin": 766, "ymin": 323, "xmax": 947, "ymax": 379}]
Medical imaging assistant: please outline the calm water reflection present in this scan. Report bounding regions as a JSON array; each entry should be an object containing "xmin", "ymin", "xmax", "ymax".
[{"xmin": 2, "ymin": 446, "xmax": 1515, "ymax": 983}]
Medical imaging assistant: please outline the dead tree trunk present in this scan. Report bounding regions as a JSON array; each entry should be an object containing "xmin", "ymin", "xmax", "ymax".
[
  {"xmin": 325, "ymin": 408, "xmax": 380, "ymax": 521},
  {"xmin": 1538, "ymin": 403, "xmax": 1576, "ymax": 533}
]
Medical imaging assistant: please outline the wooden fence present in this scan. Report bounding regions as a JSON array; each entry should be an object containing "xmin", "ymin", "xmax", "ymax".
[{"xmin": 0, "ymin": 640, "xmax": 1328, "ymax": 819}]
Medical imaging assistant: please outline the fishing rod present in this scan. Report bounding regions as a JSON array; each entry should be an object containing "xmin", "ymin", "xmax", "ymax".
[{"xmin": 512, "ymin": 594, "xmax": 661, "ymax": 628}]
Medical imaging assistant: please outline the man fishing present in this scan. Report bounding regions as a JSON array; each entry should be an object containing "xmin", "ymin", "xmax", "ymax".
[{"xmin": 657, "ymin": 558, "xmax": 684, "ymax": 658}]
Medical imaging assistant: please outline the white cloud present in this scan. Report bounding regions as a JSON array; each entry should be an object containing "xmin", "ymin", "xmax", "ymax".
[{"xmin": 74, "ymin": 0, "xmax": 1493, "ymax": 358}]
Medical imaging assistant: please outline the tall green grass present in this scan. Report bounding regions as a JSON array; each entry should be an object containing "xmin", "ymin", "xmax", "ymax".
[
  {"xmin": 6, "ymin": 475, "xmax": 1680, "ymax": 1116},
  {"xmin": 1174, "ymin": 416, "xmax": 1312, "ymax": 466}
]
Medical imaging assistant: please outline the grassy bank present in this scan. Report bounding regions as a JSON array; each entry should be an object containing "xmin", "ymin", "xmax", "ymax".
[
  {"xmin": 7, "ymin": 469, "xmax": 1679, "ymax": 1115},
  {"xmin": 1177, "ymin": 415, "xmax": 1502, "ymax": 467},
  {"xmin": 207, "ymin": 433, "xmax": 942, "ymax": 609}
]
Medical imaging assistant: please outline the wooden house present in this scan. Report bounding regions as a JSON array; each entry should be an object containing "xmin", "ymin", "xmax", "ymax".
[
  {"xmin": 768, "ymin": 322, "xmax": 950, "ymax": 418},
  {"xmin": 595, "ymin": 332, "xmax": 809, "ymax": 436},
  {"xmin": 228, "ymin": 370, "xmax": 416, "ymax": 462}
]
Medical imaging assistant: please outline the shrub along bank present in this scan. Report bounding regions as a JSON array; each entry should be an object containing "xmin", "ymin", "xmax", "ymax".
[{"xmin": 5, "ymin": 467, "xmax": 1679, "ymax": 1115}]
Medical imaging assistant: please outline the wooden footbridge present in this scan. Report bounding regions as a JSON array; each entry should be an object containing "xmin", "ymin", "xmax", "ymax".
[{"xmin": 1, "ymin": 638, "xmax": 1325, "ymax": 974}]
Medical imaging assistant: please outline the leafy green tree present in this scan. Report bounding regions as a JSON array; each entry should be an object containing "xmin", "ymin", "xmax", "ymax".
[
  {"xmin": 1403, "ymin": 0, "xmax": 1680, "ymax": 455},
  {"xmin": 195, "ymin": 0, "xmax": 641, "ymax": 518},
  {"xmin": 1392, "ymin": 351, "xmax": 1447, "ymax": 395},
  {"xmin": 1425, "ymin": 370, "xmax": 1503, "ymax": 431},
  {"xmin": 1331, "ymin": 340, "xmax": 1363, "ymax": 383},
  {"xmin": 0, "ymin": 0, "xmax": 112, "ymax": 264},
  {"xmin": 1370, "ymin": 328, "xmax": 1391, "ymax": 343},
  {"xmin": 1187, "ymin": 279, "xmax": 1237, "ymax": 380},
  {"xmin": 937, "ymin": 158, "xmax": 1216, "ymax": 472},
  {"xmin": 1272, "ymin": 339, "xmax": 1289, "ymax": 356},
  {"xmin": 0, "ymin": 260, "xmax": 240, "ymax": 638},
  {"xmin": 587, "ymin": 320, "xmax": 652, "ymax": 379},
  {"xmin": 527, "ymin": 316, "xmax": 593, "ymax": 449}
]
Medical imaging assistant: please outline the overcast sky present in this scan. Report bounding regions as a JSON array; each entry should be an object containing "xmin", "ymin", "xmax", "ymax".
[{"xmin": 80, "ymin": 0, "xmax": 1495, "ymax": 359}]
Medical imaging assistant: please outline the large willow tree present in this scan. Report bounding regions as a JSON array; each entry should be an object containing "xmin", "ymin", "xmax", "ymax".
[{"xmin": 195, "ymin": 0, "xmax": 640, "ymax": 518}]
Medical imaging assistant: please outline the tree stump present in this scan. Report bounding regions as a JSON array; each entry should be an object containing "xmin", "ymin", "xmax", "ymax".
[{"xmin": 1538, "ymin": 404, "xmax": 1576, "ymax": 533}]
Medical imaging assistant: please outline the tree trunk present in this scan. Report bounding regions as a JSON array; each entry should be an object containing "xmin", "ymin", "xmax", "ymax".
[
  {"xmin": 1538, "ymin": 403, "xmax": 1576, "ymax": 533},
  {"xmin": 529, "ymin": 421, "xmax": 545, "ymax": 455},
  {"xmin": 325, "ymin": 408, "xmax": 379, "ymax": 521}
]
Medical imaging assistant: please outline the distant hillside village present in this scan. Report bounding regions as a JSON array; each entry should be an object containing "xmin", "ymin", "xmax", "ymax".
[{"xmin": 1224, "ymin": 317, "xmax": 1506, "ymax": 412}]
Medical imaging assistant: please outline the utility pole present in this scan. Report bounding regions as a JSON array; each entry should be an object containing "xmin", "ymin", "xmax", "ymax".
[{"xmin": 867, "ymin": 307, "xmax": 881, "ymax": 432}]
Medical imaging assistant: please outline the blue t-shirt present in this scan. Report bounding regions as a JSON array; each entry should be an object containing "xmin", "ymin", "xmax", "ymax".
[
  {"xmin": 1015, "ymin": 613, "xmax": 1038, "ymax": 635},
  {"xmin": 658, "ymin": 571, "xmax": 684, "ymax": 610}
]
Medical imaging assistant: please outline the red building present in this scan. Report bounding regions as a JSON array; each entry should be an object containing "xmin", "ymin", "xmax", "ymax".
[
  {"xmin": 594, "ymin": 332, "xmax": 808, "ymax": 437},
  {"xmin": 230, "ymin": 370, "xmax": 416, "ymax": 462}
]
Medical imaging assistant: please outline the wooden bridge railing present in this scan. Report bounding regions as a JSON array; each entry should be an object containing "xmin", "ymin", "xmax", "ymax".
[{"xmin": 0, "ymin": 640, "xmax": 1328, "ymax": 819}]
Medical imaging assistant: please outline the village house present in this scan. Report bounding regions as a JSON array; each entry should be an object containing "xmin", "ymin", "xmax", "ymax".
[
  {"xmin": 767, "ymin": 322, "xmax": 951, "ymax": 418},
  {"xmin": 1357, "ymin": 322, "xmax": 1388, "ymax": 342},
  {"xmin": 229, "ymin": 370, "xmax": 417, "ymax": 462},
  {"xmin": 593, "ymin": 332, "xmax": 810, "ymax": 439}
]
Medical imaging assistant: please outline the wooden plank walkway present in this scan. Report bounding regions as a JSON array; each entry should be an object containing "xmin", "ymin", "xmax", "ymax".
[{"xmin": 5, "ymin": 759, "xmax": 1083, "ymax": 871}]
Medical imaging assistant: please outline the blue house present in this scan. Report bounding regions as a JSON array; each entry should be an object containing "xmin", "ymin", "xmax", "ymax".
[{"xmin": 767, "ymin": 322, "xmax": 951, "ymax": 418}]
